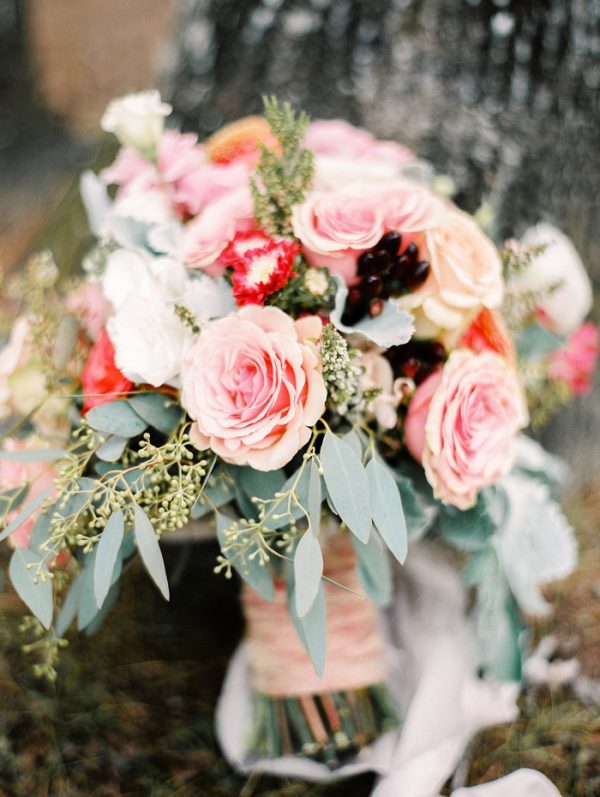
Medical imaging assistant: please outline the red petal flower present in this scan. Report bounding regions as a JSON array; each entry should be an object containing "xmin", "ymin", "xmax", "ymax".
[
  {"xmin": 81, "ymin": 330, "xmax": 133, "ymax": 413},
  {"xmin": 223, "ymin": 231, "xmax": 300, "ymax": 306}
]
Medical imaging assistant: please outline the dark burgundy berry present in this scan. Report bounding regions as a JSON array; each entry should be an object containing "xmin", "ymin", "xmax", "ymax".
[
  {"xmin": 347, "ymin": 286, "xmax": 363, "ymax": 306},
  {"xmin": 404, "ymin": 260, "xmax": 430, "ymax": 288},
  {"xmin": 341, "ymin": 303, "xmax": 367, "ymax": 326},
  {"xmin": 404, "ymin": 242, "xmax": 418, "ymax": 262},
  {"xmin": 361, "ymin": 274, "xmax": 383, "ymax": 299},
  {"xmin": 369, "ymin": 298, "xmax": 384, "ymax": 317},
  {"xmin": 357, "ymin": 250, "xmax": 379, "ymax": 276},
  {"xmin": 376, "ymin": 230, "xmax": 402, "ymax": 257},
  {"xmin": 371, "ymin": 249, "xmax": 392, "ymax": 273},
  {"xmin": 390, "ymin": 254, "xmax": 412, "ymax": 281}
]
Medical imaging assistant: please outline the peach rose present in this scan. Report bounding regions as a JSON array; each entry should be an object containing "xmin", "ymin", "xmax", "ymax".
[
  {"xmin": 396, "ymin": 210, "xmax": 503, "ymax": 334},
  {"xmin": 405, "ymin": 350, "xmax": 528, "ymax": 509},
  {"xmin": 181, "ymin": 307, "xmax": 326, "ymax": 470},
  {"xmin": 0, "ymin": 438, "xmax": 58, "ymax": 549}
]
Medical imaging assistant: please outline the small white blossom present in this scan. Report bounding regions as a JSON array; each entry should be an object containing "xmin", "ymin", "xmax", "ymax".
[{"xmin": 101, "ymin": 90, "xmax": 171, "ymax": 157}]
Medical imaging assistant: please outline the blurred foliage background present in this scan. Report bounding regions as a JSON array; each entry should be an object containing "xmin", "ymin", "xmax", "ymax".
[{"xmin": 0, "ymin": 1, "xmax": 599, "ymax": 795}]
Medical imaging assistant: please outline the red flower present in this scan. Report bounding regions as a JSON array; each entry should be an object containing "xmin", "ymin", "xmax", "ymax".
[
  {"xmin": 81, "ymin": 330, "xmax": 133, "ymax": 413},
  {"xmin": 548, "ymin": 322, "xmax": 599, "ymax": 395},
  {"xmin": 222, "ymin": 231, "xmax": 299, "ymax": 306}
]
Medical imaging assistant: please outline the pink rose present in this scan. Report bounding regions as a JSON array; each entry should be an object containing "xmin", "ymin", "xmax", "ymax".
[
  {"xmin": 100, "ymin": 146, "xmax": 155, "ymax": 189},
  {"xmin": 0, "ymin": 438, "xmax": 58, "ymax": 549},
  {"xmin": 397, "ymin": 210, "xmax": 503, "ymax": 333},
  {"xmin": 181, "ymin": 307, "xmax": 326, "ymax": 470},
  {"xmin": 291, "ymin": 182, "xmax": 443, "ymax": 284},
  {"xmin": 305, "ymin": 120, "xmax": 414, "ymax": 164},
  {"xmin": 548, "ymin": 322, "xmax": 599, "ymax": 395},
  {"xmin": 406, "ymin": 350, "xmax": 528, "ymax": 509},
  {"xmin": 180, "ymin": 187, "xmax": 255, "ymax": 273}
]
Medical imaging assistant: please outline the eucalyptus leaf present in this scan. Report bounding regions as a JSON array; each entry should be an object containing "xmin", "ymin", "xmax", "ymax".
[
  {"xmin": 78, "ymin": 546, "xmax": 123, "ymax": 630},
  {"xmin": 93, "ymin": 510, "xmax": 125, "ymax": 608},
  {"xmin": 321, "ymin": 432, "xmax": 371, "ymax": 543},
  {"xmin": 351, "ymin": 529, "xmax": 392, "ymax": 606},
  {"xmin": 341, "ymin": 429, "xmax": 363, "ymax": 460},
  {"xmin": 191, "ymin": 476, "xmax": 235, "ymax": 519},
  {"xmin": 28, "ymin": 510, "xmax": 53, "ymax": 553},
  {"xmin": 86, "ymin": 400, "xmax": 148, "ymax": 437},
  {"xmin": 96, "ymin": 435, "xmax": 128, "ymax": 463},
  {"xmin": 287, "ymin": 563, "xmax": 327, "ymax": 677},
  {"xmin": 216, "ymin": 512, "xmax": 274, "ymax": 602},
  {"xmin": 439, "ymin": 486, "xmax": 505, "ymax": 553},
  {"xmin": 307, "ymin": 460, "xmax": 322, "ymax": 537},
  {"xmin": 0, "ymin": 448, "xmax": 67, "ymax": 463},
  {"xmin": 238, "ymin": 466, "xmax": 286, "ymax": 505},
  {"xmin": 85, "ymin": 581, "xmax": 121, "ymax": 636},
  {"xmin": 261, "ymin": 464, "xmax": 311, "ymax": 531},
  {"xmin": 394, "ymin": 469, "xmax": 439, "ymax": 540},
  {"xmin": 133, "ymin": 505, "xmax": 169, "ymax": 600},
  {"xmin": 127, "ymin": 393, "xmax": 182, "ymax": 436},
  {"xmin": 59, "ymin": 477, "xmax": 98, "ymax": 518},
  {"xmin": 9, "ymin": 548, "xmax": 53, "ymax": 629},
  {"xmin": 55, "ymin": 570, "xmax": 85, "ymax": 637},
  {"xmin": 516, "ymin": 320, "xmax": 564, "ymax": 360},
  {"xmin": 0, "ymin": 485, "xmax": 54, "ymax": 543},
  {"xmin": 330, "ymin": 277, "xmax": 414, "ymax": 347},
  {"xmin": 294, "ymin": 531, "xmax": 323, "ymax": 617},
  {"xmin": 366, "ymin": 457, "xmax": 407, "ymax": 563},
  {"xmin": 0, "ymin": 484, "xmax": 29, "ymax": 513}
]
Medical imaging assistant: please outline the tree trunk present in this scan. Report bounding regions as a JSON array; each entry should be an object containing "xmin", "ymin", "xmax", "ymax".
[{"xmin": 163, "ymin": 0, "xmax": 600, "ymax": 479}]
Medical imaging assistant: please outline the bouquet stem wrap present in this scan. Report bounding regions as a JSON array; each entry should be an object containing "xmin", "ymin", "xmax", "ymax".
[{"xmin": 243, "ymin": 535, "xmax": 399, "ymax": 765}]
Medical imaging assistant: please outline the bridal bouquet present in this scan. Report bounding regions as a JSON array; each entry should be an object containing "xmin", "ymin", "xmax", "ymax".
[{"xmin": 1, "ymin": 93, "xmax": 597, "ymax": 772}]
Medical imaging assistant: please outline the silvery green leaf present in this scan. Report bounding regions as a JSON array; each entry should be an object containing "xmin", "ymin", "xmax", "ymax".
[
  {"xmin": 85, "ymin": 581, "xmax": 120, "ymax": 636},
  {"xmin": 498, "ymin": 476, "xmax": 577, "ymax": 616},
  {"xmin": 127, "ymin": 393, "xmax": 182, "ymax": 436},
  {"xmin": 0, "ymin": 485, "xmax": 29, "ymax": 513},
  {"xmin": 96, "ymin": 435, "xmax": 129, "ymax": 463},
  {"xmin": 440, "ymin": 486, "xmax": 506, "ymax": 552},
  {"xmin": 94, "ymin": 510, "xmax": 125, "ymax": 608},
  {"xmin": 341, "ymin": 429, "xmax": 363, "ymax": 460},
  {"xmin": 294, "ymin": 531, "xmax": 323, "ymax": 617},
  {"xmin": 351, "ymin": 529, "xmax": 392, "ymax": 606},
  {"xmin": 133, "ymin": 505, "xmax": 169, "ymax": 600},
  {"xmin": 320, "ymin": 432, "xmax": 371, "ymax": 543},
  {"xmin": 286, "ymin": 563, "xmax": 327, "ymax": 677},
  {"xmin": 78, "ymin": 546, "xmax": 123, "ymax": 630},
  {"xmin": 0, "ymin": 448, "xmax": 67, "ymax": 463},
  {"xmin": 238, "ymin": 466, "xmax": 286, "ymax": 505},
  {"xmin": 0, "ymin": 486, "xmax": 53, "ymax": 543},
  {"xmin": 9, "ymin": 548, "xmax": 53, "ymax": 629},
  {"xmin": 464, "ymin": 545, "xmax": 524, "ymax": 681},
  {"xmin": 87, "ymin": 400, "xmax": 148, "ymax": 437},
  {"xmin": 330, "ymin": 277, "xmax": 414, "ymax": 348},
  {"xmin": 53, "ymin": 315, "xmax": 80, "ymax": 370},
  {"xmin": 28, "ymin": 510, "xmax": 53, "ymax": 553},
  {"xmin": 366, "ymin": 457, "xmax": 407, "ymax": 563},
  {"xmin": 307, "ymin": 460, "xmax": 322, "ymax": 537},
  {"xmin": 514, "ymin": 435, "xmax": 570, "ymax": 491},
  {"xmin": 394, "ymin": 468, "xmax": 439, "ymax": 540},
  {"xmin": 216, "ymin": 512, "xmax": 274, "ymax": 602},
  {"xmin": 55, "ymin": 570, "xmax": 85, "ymax": 637}
]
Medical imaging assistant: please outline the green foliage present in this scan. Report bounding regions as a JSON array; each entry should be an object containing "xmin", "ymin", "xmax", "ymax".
[
  {"xmin": 293, "ymin": 530, "xmax": 323, "ymax": 617},
  {"xmin": 366, "ymin": 457, "xmax": 408, "ymax": 563},
  {"xmin": 350, "ymin": 529, "xmax": 393, "ymax": 606},
  {"xmin": 439, "ymin": 486, "xmax": 504, "ymax": 552},
  {"xmin": 9, "ymin": 547, "xmax": 53, "ymax": 629},
  {"xmin": 250, "ymin": 96, "xmax": 314, "ymax": 236},
  {"xmin": 268, "ymin": 259, "xmax": 336, "ymax": 316},
  {"xmin": 134, "ymin": 504, "xmax": 169, "ymax": 600},
  {"xmin": 93, "ymin": 509, "xmax": 124, "ymax": 608},
  {"xmin": 286, "ymin": 559, "xmax": 327, "ymax": 677}
]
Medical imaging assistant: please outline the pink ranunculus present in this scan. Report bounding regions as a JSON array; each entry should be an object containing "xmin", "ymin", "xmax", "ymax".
[
  {"xmin": 406, "ymin": 350, "xmax": 528, "ymax": 509},
  {"xmin": 180, "ymin": 186, "xmax": 255, "ymax": 274},
  {"xmin": 548, "ymin": 322, "xmax": 599, "ymax": 395},
  {"xmin": 171, "ymin": 160, "xmax": 251, "ymax": 218},
  {"xmin": 0, "ymin": 438, "xmax": 58, "ymax": 549},
  {"xmin": 305, "ymin": 120, "xmax": 414, "ymax": 164},
  {"xmin": 65, "ymin": 281, "xmax": 110, "ymax": 341},
  {"xmin": 181, "ymin": 307, "xmax": 327, "ymax": 470},
  {"xmin": 101, "ymin": 146, "xmax": 156, "ymax": 189}
]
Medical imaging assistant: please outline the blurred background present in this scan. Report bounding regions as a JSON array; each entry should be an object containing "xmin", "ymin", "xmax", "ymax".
[{"xmin": 0, "ymin": 1, "xmax": 599, "ymax": 794}]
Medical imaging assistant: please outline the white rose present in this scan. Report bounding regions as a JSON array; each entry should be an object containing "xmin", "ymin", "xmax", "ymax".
[
  {"xmin": 101, "ymin": 90, "xmax": 171, "ymax": 157},
  {"xmin": 181, "ymin": 274, "xmax": 236, "ymax": 324},
  {"xmin": 101, "ymin": 248, "xmax": 188, "ymax": 311},
  {"xmin": 107, "ymin": 289, "xmax": 189, "ymax": 387},
  {"xmin": 517, "ymin": 223, "xmax": 593, "ymax": 335},
  {"xmin": 108, "ymin": 187, "xmax": 174, "ymax": 229}
]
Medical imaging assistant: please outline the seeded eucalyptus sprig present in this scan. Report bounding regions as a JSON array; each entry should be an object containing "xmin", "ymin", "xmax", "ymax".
[{"xmin": 250, "ymin": 96, "xmax": 315, "ymax": 236}]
